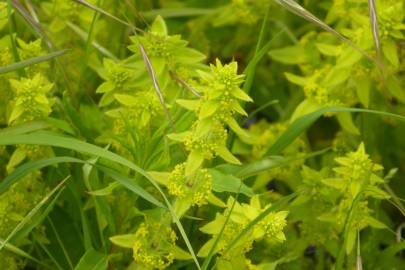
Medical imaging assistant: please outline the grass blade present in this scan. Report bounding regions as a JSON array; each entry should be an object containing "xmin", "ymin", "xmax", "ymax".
[
  {"xmin": 0, "ymin": 50, "xmax": 69, "ymax": 74},
  {"xmin": 72, "ymin": 0, "xmax": 142, "ymax": 32},
  {"xmin": 65, "ymin": 21, "xmax": 118, "ymax": 61},
  {"xmin": 368, "ymin": 0, "xmax": 382, "ymax": 67},
  {"xmin": 201, "ymin": 189, "xmax": 241, "ymax": 270},
  {"xmin": 142, "ymin": 8, "xmax": 215, "ymax": 19},
  {"xmin": 0, "ymin": 238, "xmax": 52, "ymax": 268},
  {"xmin": 222, "ymin": 192, "xmax": 299, "ymax": 255},
  {"xmin": 266, "ymin": 107, "xmax": 405, "ymax": 155},
  {"xmin": 11, "ymin": 0, "xmax": 53, "ymax": 49},
  {"xmin": 236, "ymin": 148, "xmax": 330, "ymax": 179},
  {"xmin": 0, "ymin": 132, "xmax": 201, "ymax": 269},
  {"xmin": 273, "ymin": 0, "xmax": 374, "ymax": 62},
  {"xmin": 0, "ymin": 176, "xmax": 70, "ymax": 252},
  {"xmin": 139, "ymin": 44, "xmax": 177, "ymax": 133},
  {"xmin": 0, "ymin": 156, "xmax": 166, "ymax": 209},
  {"xmin": 74, "ymin": 248, "xmax": 108, "ymax": 270}
]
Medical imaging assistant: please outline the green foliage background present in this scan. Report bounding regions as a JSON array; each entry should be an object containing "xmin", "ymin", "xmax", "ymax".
[{"xmin": 0, "ymin": 0, "xmax": 404, "ymax": 269}]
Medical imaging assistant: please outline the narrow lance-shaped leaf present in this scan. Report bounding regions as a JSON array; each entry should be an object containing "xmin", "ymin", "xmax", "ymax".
[
  {"xmin": 0, "ymin": 131, "xmax": 202, "ymax": 270},
  {"xmin": 0, "ymin": 176, "xmax": 70, "ymax": 252},
  {"xmin": 273, "ymin": 0, "xmax": 374, "ymax": 63},
  {"xmin": 0, "ymin": 49, "xmax": 69, "ymax": 74}
]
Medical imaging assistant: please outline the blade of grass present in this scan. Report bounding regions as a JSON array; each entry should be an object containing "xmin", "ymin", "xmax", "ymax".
[
  {"xmin": 35, "ymin": 235, "xmax": 64, "ymax": 270},
  {"xmin": 72, "ymin": 0, "xmax": 142, "ymax": 32},
  {"xmin": 273, "ymin": 0, "xmax": 374, "ymax": 63},
  {"xmin": 7, "ymin": 0, "xmax": 23, "ymax": 77},
  {"xmin": 47, "ymin": 216, "xmax": 74, "ymax": 270},
  {"xmin": 244, "ymin": 99, "xmax": 279, "ymax": 123},
  {"xmin": 0, "ymin": 156, "xmax": 166, "ymax": 209},
  {"xmin": 236, "ymin": 148, "xmax": 330, "ymax": 179},
  {"xmin": 356, "ymin": 230, "xmax": 363, "ymax": 270},
  {"xmin": 0, "ymin": 133, "xmax": 201, "ymax": 269},
  {"xmin": 201, "ymin": 184, "xmax": 243, "ymax": 270},
  {"xmin": 0, "ymin": 49, "xmax": 69, "ymax": 74},
  {"xmin": 266, "ymin": 107, "xmax": 405, "ymax": 156},
  {"xmin": 0, "ymin": 238, "xmax": 52, "ymax": 268},
  {"xmin": 138, "ymin": 44, "xmax": 177, "ymax": 133},
  {"xmin": 0, "ymin": 176, "xmax": 70, "ymax": 252},
  {"xmin": 84, "ymin": 0, "xmax": 102, "ymax": 62},
  {"xmin": 142, "ymin": 8, "xmax": 215, "ymax": 19},
  {"xmin": 368, "ymin": 0, "xmax": 383, "ymax": 68},
  {"xmin": 74, "ymin": 248, "xmax": 108, "ymax": 270},
  {"xmin": 0, "ymin": 121, "xmax": 53, "ymax": 136},
  {"xmin": 11, "ymin": 0, "xmax": 53, "ymax": 48},
  {"xmin": 12, "ymin": 188, "xmax": 65, "ymax": 243}
]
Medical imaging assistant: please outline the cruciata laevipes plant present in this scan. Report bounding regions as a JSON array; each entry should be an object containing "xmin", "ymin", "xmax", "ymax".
[{"xmin": 0, "ymin": 0, "xmax": 404, "ymax": 270}]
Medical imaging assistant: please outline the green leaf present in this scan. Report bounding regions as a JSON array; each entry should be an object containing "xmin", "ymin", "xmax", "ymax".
[
  {"xmin": 171, "ymin": 245, "xmax": 192, "ymax": 260},
  {"xmin": 167, "ymin": 131, "xmax": 191, "ymax": 142},
  {"xmin": 382, "ymin": 39, "xmax": 399, "ymax": 67},
  {"xmin": 231, "ymin": 88, "xmax": 253, "ymax": 102},
  {"xmin": 175, "ymin": 48, "xmax": 206, "ymax": 63},
  {"xmin": 148, "ymin": 171, "xmax": 170, "ymax": 185},
  {"xmin": 142, "ymin": 8, "xmax": 214, "ymax": 19},
  {"xmin": 74, "ymin": 248, "xmax": 108, "ymax": 270},
  {"xmin": 176, "ymin": 99, "xmax": 200, "ymax": 111},
  {"xmin": 323, "ymin": 67, "xmax": 350, "ymax": 87},
  {"xmin": 216, "ymin": 145, "xmax": 241, "ymax": 165},
  {"xmin": 185, "ymin": 150, "xmax": 204, "ymax": 175},
  {"xmin": 268, "ymin": 45, "xmax": 308, "ymax": 64},
  {"xmin": 365, "ymin": 216, "xmax": 387, "ymax": 229},
  {"xmin": 284, "ymin": 72, "xmax": 308, "ymax": 86},
  {"xmin": 0, "ymin": 131, "xmax": 201, "ymax": 269},
  {"xmin": 290, "ymin": 99, "xmax": 321, "ymax": 122},
  {"xmin": 0, "ymin": 49, "xmax": 69, "ymax": 74},
  {"xmin": 114, "ymin": 94, "xmax": 137, "ymax": 106},
  {"xmin": 345, "ymin": 229, "xmax": 356, "ymax": 254},
  {"xmin": 6, "ymin": 147, "xmax": 27, "ymax": 172},
  {"xmin": 88, "ymin": 182, "xmax": 121, "ymax": 196},
  {"xmin": 354, "ymin": 77, "xmax": 371, "ymax": 107},
  {"xmin": 96, "ymin": 82, "xmax": 114, "ymax": 93},
  {"xmin": 387, "ymin": 75, "xmax": 405, "ymax": 103},
  {"xmin": 315, "ymin": 43, "xmax": 340, "ymax": 56},
  {"xmin": 109, "ymin": 234, "xmax": 136, "ymax": 248},
  {"xmin": 336, "ymin": 112, "xmax": 360, "ymax": 135},
  {"xmin": 0, "ymin": 176, "xmax": 69, "ymax": 252},
  {"xmin": 273, "ymin": 0, "xmax": 373, "ymax": 62},
  {"xmin": 199, "ymin": 101, "xmax": 218, "ymax": 119},
  {"xmin": 266, "ymin": 106, "xmax": 405, "ymax": 156},
  {"xmin": 151, "ymin": 15, "xmax": 168, "ymax": 35},
  {"xmin": 209, "ymin": 169, "xmax": 254, "ymax": 197},
  {"xmin": 222, "ymin": 192, "xmax": 299, "ymax": 255}
]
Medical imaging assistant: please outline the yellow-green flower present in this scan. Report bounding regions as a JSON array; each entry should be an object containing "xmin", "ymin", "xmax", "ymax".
[
  {"xmin": 167, "ymin": 163, "xmax": 212, "ymax": 206},
  {"xmin": 8, "ymin": 73, "xmax": 53, "ymax": 125}
]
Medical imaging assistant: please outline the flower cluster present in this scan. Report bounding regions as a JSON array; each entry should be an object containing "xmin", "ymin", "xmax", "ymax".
[
  {"xmin": 128, "ymin": 16, "xmax": 205, "ymax": 73},
  {"xmin": 132, "ymin": 221, "xmax": 177, "ymax": 270},
  {"xmin": 111, "ymin": 216, "xmax": 191, "ymax": 270},
  {"xmin": 212, "ymin": 0, "xmax": 272, "ymax": 26},
  {"xmin": 171, "ymin": 60, "xmax": 252, "ymax": 175},
  {"xmin": 333, "ymin": 143, "xmax": 384, "ymax": 197},
  {"xmin": 167, "ymin": 163, "xmax": 212, "ymax": 206},
  {"xmin": 96, "ymin": 58, "xmax": 138, "ymax": 107},
  {"xmin": 199, "ymin": 196, "xmax": 288, "ymax": 267},
  {"xmin": 317, "ymin": 143, "xmax": 389, "ymax": 253},
  {"xmin": 8, "ymin": 73, "xmax": 53, "ymax": 125}
]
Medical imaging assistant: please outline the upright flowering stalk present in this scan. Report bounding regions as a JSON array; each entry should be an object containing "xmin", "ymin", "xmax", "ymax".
[
  {"xmin": 319, "ymin": 143, "xmax": 389, "ymax": 254},
  {"xmin": 110, "ymin": 216, "xmax": 191, "ymax": 270},
  {"xmin": 198, "ymin": 196, "xmax": 288, "ymax": 269},
  {"xmin": 170, "ymin": 59, "xmax": 252, "ymax": 175}
]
